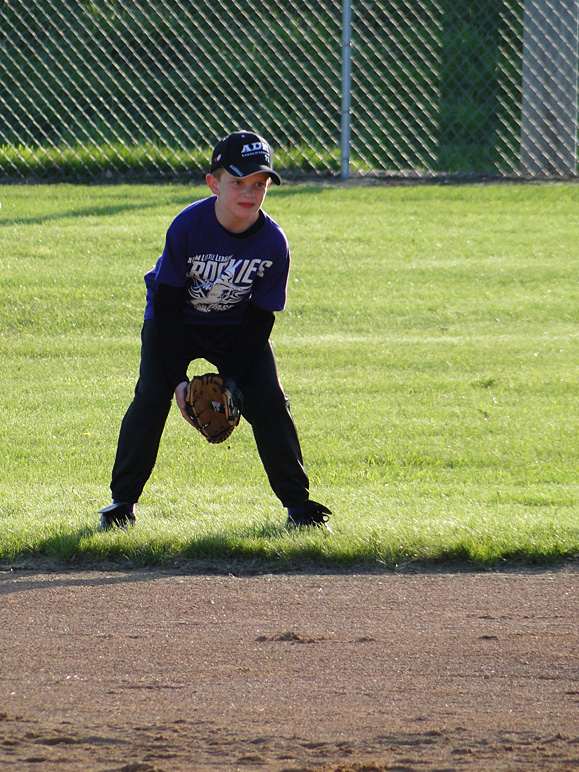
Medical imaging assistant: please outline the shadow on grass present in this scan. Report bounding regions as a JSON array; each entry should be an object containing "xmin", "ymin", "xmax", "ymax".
[
  {"xmin": 0, "ymin": 182, "xmax": 328, "ymax": 229},
  {"xmin": 1, "ymin": 523, "xmax": 577, "ymax": 577},
  {"xmin": 0, "ymin": 199, "xmax": 187, "ymax": 228}
]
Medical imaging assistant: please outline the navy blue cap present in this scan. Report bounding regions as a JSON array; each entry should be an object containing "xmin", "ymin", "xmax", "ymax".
[{"xmin": 211, "ymin": 131, "xmax": 281, "ymax": 185}]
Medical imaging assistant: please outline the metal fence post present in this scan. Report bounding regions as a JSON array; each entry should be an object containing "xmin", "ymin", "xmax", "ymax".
[{"xmin": 341, "ymin": 0, "xmax": 352, "ymax": 180}]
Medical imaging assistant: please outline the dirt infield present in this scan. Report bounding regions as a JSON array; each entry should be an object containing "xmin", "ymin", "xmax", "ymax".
[{"xmin": 1, "ymin": 565, "xmax": 578, "ymax": 772}]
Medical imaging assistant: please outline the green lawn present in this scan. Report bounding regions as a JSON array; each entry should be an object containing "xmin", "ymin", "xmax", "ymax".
[{"xmin": 0, "ymin": 182, "xmax": 577, "ymax": 570}]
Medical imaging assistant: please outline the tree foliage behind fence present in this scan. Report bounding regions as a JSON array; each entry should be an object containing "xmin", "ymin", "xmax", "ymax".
[{"xmin": 1, "ymin": 0, "xmax": 577, "ymax": 182}]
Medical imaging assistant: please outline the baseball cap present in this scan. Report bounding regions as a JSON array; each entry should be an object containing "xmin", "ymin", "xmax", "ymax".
[{"xmin": 210, "ymin": 131, "xmax": 282, "ymax": 185}]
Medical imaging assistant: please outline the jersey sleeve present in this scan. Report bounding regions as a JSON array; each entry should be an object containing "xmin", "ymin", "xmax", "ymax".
[
  {"xmin": 248, "ymin": 227, "xmax": 290, "ymax": 312},
  {"xmin": 154, "ymin": 217, "xmax": 190, "ymax": 288}
]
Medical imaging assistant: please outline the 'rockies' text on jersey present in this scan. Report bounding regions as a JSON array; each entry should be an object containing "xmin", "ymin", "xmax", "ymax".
[{"xmin": 144, "ymin": 196, "xmax": 290, "ymax": 325}]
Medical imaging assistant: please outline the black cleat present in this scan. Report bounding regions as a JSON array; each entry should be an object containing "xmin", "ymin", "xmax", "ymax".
[
  {"xmin": 286, "ymin": 500, "xmax": 332, "ymax": 532},
  {"xmin": 98, "ymin": 502, "xmax": 136, "ymax": 530}
]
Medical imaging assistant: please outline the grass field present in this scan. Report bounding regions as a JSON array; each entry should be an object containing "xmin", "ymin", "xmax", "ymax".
[{"xmin": 0, "ymin": 181, "xmax": 577, "ymax": 571}]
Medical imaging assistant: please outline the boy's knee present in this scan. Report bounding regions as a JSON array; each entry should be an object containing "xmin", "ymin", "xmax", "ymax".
[
  {"xmin": 243, "ymin": 390, "xmax": 290, "ymax": 425},
  {"xmin": 134, "ymin": 379, "xmax": 174, "ymax": 406}
]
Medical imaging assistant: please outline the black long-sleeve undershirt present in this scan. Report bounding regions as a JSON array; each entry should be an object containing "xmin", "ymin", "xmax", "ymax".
[
  {"xmin": 152, "ymin": 283, "xmax": 188, "ymax": 389},
  {"xmin": 152, "ymin": 283, "xmax": 275, "ymax": 390}
]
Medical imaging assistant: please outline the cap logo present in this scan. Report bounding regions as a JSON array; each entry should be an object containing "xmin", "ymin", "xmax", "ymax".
[{"xmin": 241, "ymin": 142, "xmax": 271, "ymax": 163}]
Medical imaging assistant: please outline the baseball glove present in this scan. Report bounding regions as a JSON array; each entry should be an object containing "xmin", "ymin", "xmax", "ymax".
[{"xmin": 185, "ymin": 373, "xmax": 242, "ymax": 444}]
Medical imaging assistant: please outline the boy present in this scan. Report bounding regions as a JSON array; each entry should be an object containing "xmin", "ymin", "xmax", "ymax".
[{"xmin": 98, "ymin": 130, "xmax": 332, "ymax": 532}]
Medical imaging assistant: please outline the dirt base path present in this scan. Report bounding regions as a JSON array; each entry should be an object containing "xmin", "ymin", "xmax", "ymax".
[{"xmin": 1, "ymin": 566, "xmax": 578, "ymax": 772}]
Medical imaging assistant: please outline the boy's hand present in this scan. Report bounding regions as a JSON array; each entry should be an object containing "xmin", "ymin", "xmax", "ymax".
[{"xmin": 175, "ymin": 381, "xmax": 197, "ymax": 426}]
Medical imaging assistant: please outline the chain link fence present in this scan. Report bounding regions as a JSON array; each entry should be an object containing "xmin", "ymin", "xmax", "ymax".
[{"xmin": 1, "ymin": 0, "xmax": 577, "ymax": 182}]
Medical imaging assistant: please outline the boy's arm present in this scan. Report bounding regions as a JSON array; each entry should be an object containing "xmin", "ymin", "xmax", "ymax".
[
  {"xmin": 154, "ymin": 286, "xmax": 274, "ymax": 389},
  {"xmin": 152, "ymin": 282, "xmax": 189, "ymax": 390},
  {"xmin": 224, "ymin": 229, "xmax": 287, "ymax": 381},
  {"xmin": 225, "ymin": 302, "xmax": 275, "ymax": 382}
]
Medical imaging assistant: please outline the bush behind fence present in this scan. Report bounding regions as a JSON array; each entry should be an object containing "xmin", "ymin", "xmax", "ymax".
[{"xmin": 1, "ymin": 0, "xmax": 577, "ymax": 182}]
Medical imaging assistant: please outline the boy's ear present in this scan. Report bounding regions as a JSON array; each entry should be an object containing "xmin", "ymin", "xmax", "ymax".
[{"xmin": 206, "ymin": 173, "xmax": 220, "ymax": 194}]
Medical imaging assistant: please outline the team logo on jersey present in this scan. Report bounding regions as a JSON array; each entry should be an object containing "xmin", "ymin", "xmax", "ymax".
[{"xmin": 186, "ymin": 253, "xmax": 272, "ymax": 313}]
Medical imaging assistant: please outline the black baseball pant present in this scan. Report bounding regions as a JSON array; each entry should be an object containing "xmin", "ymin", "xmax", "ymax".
[{"xmin": 110, "ymin": 319, "xmax": 309, "ymax": 508}]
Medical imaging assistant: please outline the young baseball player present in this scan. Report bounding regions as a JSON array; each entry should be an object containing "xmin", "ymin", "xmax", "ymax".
[{"xmin": 98, "ymin": 130, "xmax": 332, "ymax": 532}]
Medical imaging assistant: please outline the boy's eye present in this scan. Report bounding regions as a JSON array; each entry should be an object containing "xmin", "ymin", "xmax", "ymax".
[{"xmin": 230, "ymin": 177, "xmax": 267, "ymax": 189}]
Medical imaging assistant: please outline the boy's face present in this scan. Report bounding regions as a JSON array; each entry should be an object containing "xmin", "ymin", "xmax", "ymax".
[{"xmin": 206, "ymin": 170, "xmax": 271, "ymax": 233}]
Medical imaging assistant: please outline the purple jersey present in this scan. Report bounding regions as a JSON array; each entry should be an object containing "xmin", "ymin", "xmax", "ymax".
[{"xmin": 144, "ymin": 196, "xmax": 289, "ymax": 325}]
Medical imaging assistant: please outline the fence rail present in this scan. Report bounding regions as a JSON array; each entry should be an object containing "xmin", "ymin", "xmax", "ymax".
[{"xmin": 1, "ymin": 0, "xmax": 577, "ymax": 182}]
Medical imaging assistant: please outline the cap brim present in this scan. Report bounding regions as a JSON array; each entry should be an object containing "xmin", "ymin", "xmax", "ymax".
[{"xmin": 225, "ymin": 163, "xmax": 282, "ymax": 185}]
